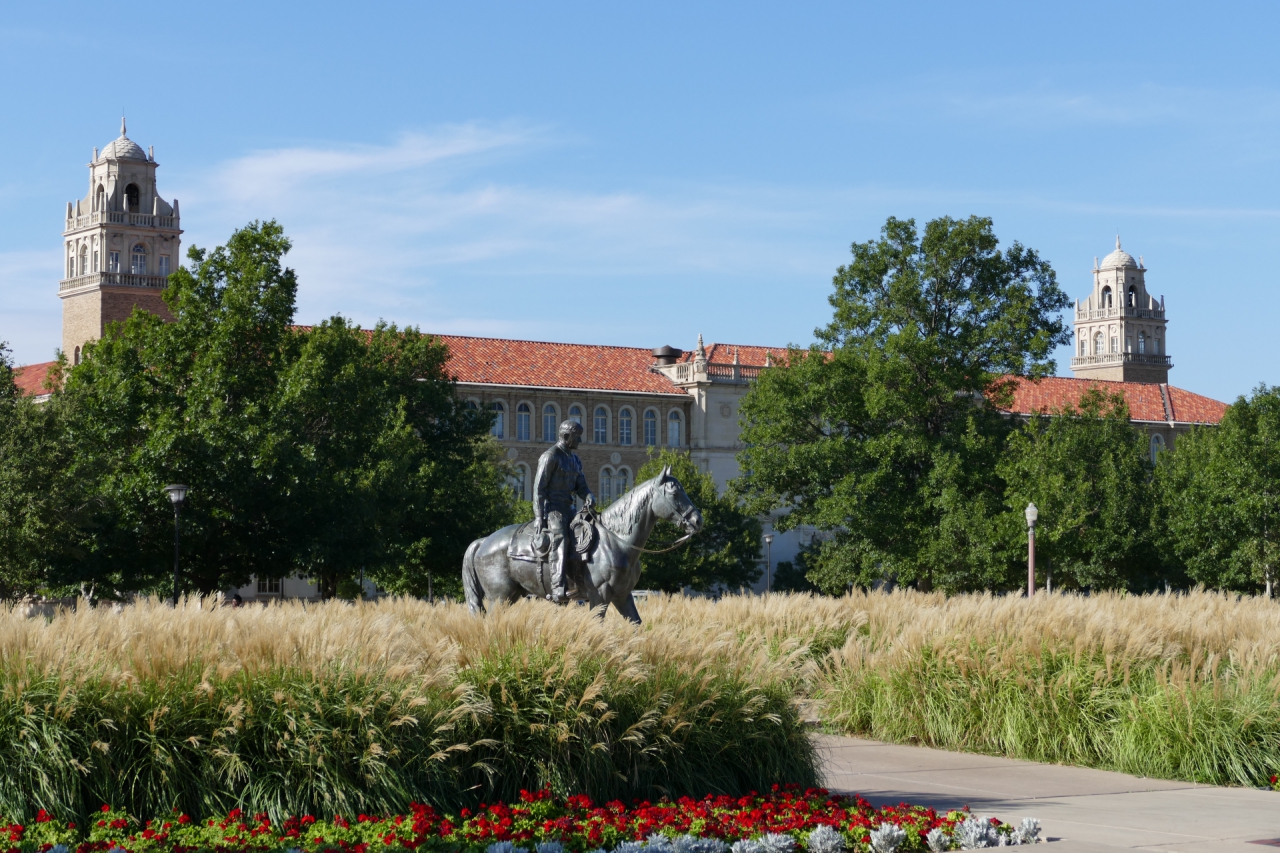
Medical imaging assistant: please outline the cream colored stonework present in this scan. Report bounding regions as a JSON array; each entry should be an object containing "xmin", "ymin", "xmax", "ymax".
[{"xmin": 1070, "ymin": 238, "xmax": 1170, "ymax": 384}]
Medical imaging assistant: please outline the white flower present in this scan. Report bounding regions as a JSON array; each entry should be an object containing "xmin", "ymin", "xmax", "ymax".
[
  {"xmin": 759, "ymin": 834, "xmax": 796, "ymax": 853},
  {"xmin": 925, "ymin": 828, "xmax": 952, "ymax": 852},
  {"xmin": 804, "ymin": 825, "xmax": 845, "ymax": 853},
  {"xmin": 956, "ymin": 817, "xmax": 998, "ymax": 849},
  {"xmin": 868, "ymin": 823, "xmax": 906, "ymax": 853},
  {"xmin": 1012, "ymin": 819, "xmax": 1040, "ymax": 845}
]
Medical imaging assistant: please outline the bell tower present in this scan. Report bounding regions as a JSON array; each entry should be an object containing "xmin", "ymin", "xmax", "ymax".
[
  {"xmin": 1070, "ymin": 237, "xmax": 1170, "ymax": 384},
  {"xmin": 60, "ymin": 119, "xmax": 182, "ymax": 364}
]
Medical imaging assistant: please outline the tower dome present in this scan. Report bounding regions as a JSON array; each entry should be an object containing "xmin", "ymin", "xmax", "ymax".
[
  {"xmin": 1100, "ymin": 235, "xmax": 1138, "ymax": 269},
  {"xmin": 100, "ymin": 117, "xmax": 148, "ymax": 161}
]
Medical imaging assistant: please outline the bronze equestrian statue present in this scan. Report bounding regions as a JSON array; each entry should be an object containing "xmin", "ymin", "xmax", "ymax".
[{"xmin": 462, "ymin": 420, "xmax": 702, "ymax": 623}]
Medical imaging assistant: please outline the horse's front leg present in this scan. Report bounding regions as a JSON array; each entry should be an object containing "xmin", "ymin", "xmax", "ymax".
[{"xmin": 612, "ymin": 592, "xmax": 642, "ymax": 625}]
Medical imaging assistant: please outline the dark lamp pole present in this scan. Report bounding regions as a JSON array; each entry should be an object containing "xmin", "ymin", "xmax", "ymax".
[
  {"xmin": 1025, "ymin": 502, "xmax": 1038, "ymax": 598},
  {"xmin": 164, "ymin": 484, "xmax": 189, "ymax": 606},
  {"xmin": 763, "ymin": 532, "xmax": 774, "ymax": 594}
]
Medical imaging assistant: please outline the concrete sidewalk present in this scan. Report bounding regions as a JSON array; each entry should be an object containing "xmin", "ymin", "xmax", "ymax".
[{"xmin": 815, "ymin": 734, "xmax": 1279, "ymax": 852}]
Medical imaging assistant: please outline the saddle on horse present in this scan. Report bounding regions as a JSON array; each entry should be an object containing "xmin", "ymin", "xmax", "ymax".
[{"xmin": 506, "ymin": 508, "xmax": 598, "ymax": 564}]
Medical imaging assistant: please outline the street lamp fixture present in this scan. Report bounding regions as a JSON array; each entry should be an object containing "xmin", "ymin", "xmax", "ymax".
[
  {"xmin": 164, "ymin": 484, "xmax": 189, "ymax": 606},
  {"xmin": 1024, "ymin": 502, "xmax": 1038, "ymax": 598},
  {"xmin": 763, "ymin": 532, "xmax": 774, "ymax": 594}
]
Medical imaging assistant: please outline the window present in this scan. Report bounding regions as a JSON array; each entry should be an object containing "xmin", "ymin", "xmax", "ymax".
[
  {"xmin": 1138, "ymin": 332, "xmax": 1146, "ymax": 354},
  {"xmin": 66, "ymin": 248, "xmax": 74, "ymax": 278},
  {"xmin": 95, "ymin": 184, "xmax": 104, "ymax": 211},
  {"xmin": 516, "ymin": 403, "xmax": 531, "ymax": 441},
  {"xmin": 78, "ymin": 246, "xmax": 87, "ymax": 276},
  {"xmin": 509, "ymin": 464, "xmax": 528, "ymax": 500},
  {"xmin": 93, "ymin": 249, "xmax": 99, "ymax": 272},
  {"xmin": 1093, "ymin": 332, "xmax": 1104, "ymax": 355},
  {"xmin": 1079, "ymin": 338, "xmax": 1085, "ymax": 356},
  {"xmin": 131, "ymin": 244, "xmax": 147, "ymax": 275},
  {"xmin": 1154, "ymin": 338, "xmax": 1162, "ymax": 355},
  {"xmin": 124, "ymin": 183, "xmax": 140, "ymax": 212},
  {"xmin": 616, "ymin": 467, "xmax": 630, "ymax": 495},
  {"xmin": 108, "ymin": 251, "xmax": 120, "ymax": 273},
  {"xmin": 257, "ymin": 577, "xmax": 282, "ymax": 595},
  {"xmin": 618, "ymin": 408, "xmax": 633, "ymax": 445},
  {"xmin": 159, "ymin": 255, "xmax": 170, "ymax": 277},
  {"xmin": 490, "ymin": 401, "xmax": 505, "ymax": 438},
  {"xmin": 594, "ymin": 406, "xmax": 609, "ymax": 444},
  {"xmin": 569, "ymin": 405, "xmax": 583, "ymax": 426},
  {"xmin": 600, "ymin": 467, "xmax": 614, "ymax": 502},
  {"xmin": 73, "ymin": 347, "xmax": 80, "ymax": 366},
  {"xmin": 1150, "ymin": 433, "xmax": 1165, "ymax": 464},
  {"xmin": 667, "ymin": 410, "xmax": 682, "ymax": 447},
  {"xmin": 543, "ymin": 404, "xmax": 557, "ymax": 442},
  {"xmin": 1110, "ymin": 336, "xmax": 1118, "ymax": 354},
  {"xmin": 643, "ymin": 410, "xmax": 658, "ymax": 446},
  {"xmin": 1127, "ymin": 287, "xmax": 1136, "ymax": 307},
  {"xmin": 1101, "ymin": 286, "xmax": 1112, "ymax": 308},
  {"xmin": 465, "ymin": 399, "xmax": 479, "ymax": 411}
]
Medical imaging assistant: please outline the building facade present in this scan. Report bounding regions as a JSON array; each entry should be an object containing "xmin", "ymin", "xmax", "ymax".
[
  {"xmin": 59, "ymin": 119, "xmax": 181, "ymax": 364},
  {"xmin": 1071, "ymin": 238, "xmax": 1170, "ymax": 384}
]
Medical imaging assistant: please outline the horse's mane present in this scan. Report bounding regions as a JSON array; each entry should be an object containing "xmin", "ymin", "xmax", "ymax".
[{"xmin": 600, "ymin": 476, "xmax": 657, "ymax": 538}]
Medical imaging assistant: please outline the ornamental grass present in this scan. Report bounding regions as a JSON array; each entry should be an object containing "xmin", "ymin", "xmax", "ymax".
[{"xmin": 0, "ymin": 597, "xmax": 816, "ymax": 823}]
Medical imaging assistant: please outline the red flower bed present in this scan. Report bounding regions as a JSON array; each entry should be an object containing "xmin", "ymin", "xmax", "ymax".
[{"xmin": 0, "ymin": 786, "xmax": 1012, "ymax": 853}]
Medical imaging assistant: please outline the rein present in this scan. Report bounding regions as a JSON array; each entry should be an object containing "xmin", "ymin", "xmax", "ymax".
[{"xmin": 585, "ymin": 495, "xmax": 698, "ymax": 555}]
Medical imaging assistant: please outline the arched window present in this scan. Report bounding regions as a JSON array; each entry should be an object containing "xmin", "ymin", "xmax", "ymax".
[
  {"xmin": 1094, "ymin": 332, "xmax": 1104, "ymax": 355},
  {"xmin": 594, "ymin": 406, "xmax": 609, "ymax": 444},
  {"xmin": 1101, "ymin": 286, "xmax": 1112, "ymax": 308},
  {"xmin": 643, "ymin": 410, "xmax": 658, "ymax": 446},
  {"xmin": 600, "ymin": 467, "xmax": 614, "ymax": 503},
  {"xmin": 1150, "ymin": 433, "xmax": 1165, "ymax": 464},
  {"xmin": 618, "ymin": 408, "xmax": 633, "ymax": 445},
  {"xmin": 516, "ymin": 402, "xmax": 531, "ymax": 441},
  {"xmin": 465, "ymin": 399, "xmax": 479, "ymax": 411},
  {"xmin": 78, "ymin": 246, "xmax": 87, "ymax": 276},
  {"xmin": 1138, "ymin": 332, "xmax": 1146, "ymax": 354},
  {"xmin": 490, "ymin": 401, "xmax": 505, "ymax": 438},
  {"xmin": 95, "ymin": 184, "xmax": 104, "ymax": 212},
  {"xmin": 509, "ymin": 463, "xmax": 528, "ymax": 500},
  {"xmin": 543, "ymin": 403, "xmax": 557, "ymax": 442},
  {"xmin": 569, "ymin": 405, "xmax": 583, "ymax": 426},
  {"xmin": 667, "ymin": 410, "xmax": 682, "ymax": 447},
  {"xmin": 616, "ymin": 467, "xmax": 630, "ymax": 495},
  {"xmin": 130, "ymin": 243, "xmax": 147, "ymax": 275},
  {"xmin": 124, "ymin": 183, "xmax": 140, "ymax": 212},
  {"xmin": 1127, "ymin": 287, "xmax": 1136, "ymax": 307},
  {"xmin": 73, "ymin": 346, "xmax": 80, "ymax": 366}
]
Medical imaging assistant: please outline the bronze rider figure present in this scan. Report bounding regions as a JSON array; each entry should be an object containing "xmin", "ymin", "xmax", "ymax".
[{"xmin": 532, "ymin": 420, "xmax": 595, "ymax": 603}]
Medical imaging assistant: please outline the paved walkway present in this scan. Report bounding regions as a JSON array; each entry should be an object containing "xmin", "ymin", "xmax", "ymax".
[{"xmin": 816, "ymin": 734, "xmax": 1279, "ymax": 852}]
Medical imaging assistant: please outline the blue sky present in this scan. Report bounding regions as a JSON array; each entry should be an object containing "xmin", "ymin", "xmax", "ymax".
[{"xmin": 2, "ymin": 2, "xmax": 1277, "ymax": 401}]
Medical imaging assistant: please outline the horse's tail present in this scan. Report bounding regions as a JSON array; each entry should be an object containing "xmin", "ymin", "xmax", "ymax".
[{"xmin": 462, "ymin": 539, "xmax": 485, "ymax": 614}]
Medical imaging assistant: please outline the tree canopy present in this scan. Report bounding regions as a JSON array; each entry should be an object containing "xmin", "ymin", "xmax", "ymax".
[
  {"xmin": 47, "ymin": 221, "xmax": 515, "ymax": 599},
  {"xmin": 1156, "ymin": 385, "xmax": 1280, "ymax": 596},
  {"xmin": 733, "ymin": 215, "xmax": 1072, "ymax": 593}
]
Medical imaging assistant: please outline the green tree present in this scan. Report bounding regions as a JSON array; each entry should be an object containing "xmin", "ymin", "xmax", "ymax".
[
  {"xmin": 0, "ymin": 347, "xmax": 78, "ymax": 598},
  {"xmin": 1156, "ymin": 385, "xmax": 1280, "ymax": 596},
  {"xmin": 733, "ymin": 215, "xmax": 1071, "ymax": 593},
  {"xmin": 633, "ymin": 449, "xmax": 762, "ymax": 593},
  {"xmin": 57, "ymin": 221, "xmax": 514, "ymax": 597},
  {"xmin": 998, "ymin": 388, "xmax": 1158, "ymax": 591}
]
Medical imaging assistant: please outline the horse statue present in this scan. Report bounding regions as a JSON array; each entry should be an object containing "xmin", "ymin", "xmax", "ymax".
[{"xmin": 462, "ymin": 465, "xmax": 702, "ymax": 623}]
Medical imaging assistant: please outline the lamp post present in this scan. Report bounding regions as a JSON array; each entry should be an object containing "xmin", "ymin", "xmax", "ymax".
[
  {"xmin": 763, "ymin": 532, "xmax": 774, "ymax": 594},
  {"xmin": 1024, "ymin": 502, "xmax": 1038, "ymax": 598},
  {"xmin": 164, "ymin": 484, "xmax": 189, "ymax": 606}
]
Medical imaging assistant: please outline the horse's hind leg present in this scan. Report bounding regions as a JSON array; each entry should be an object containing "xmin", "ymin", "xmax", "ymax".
[{"xmin": 462, "ymin": 540, "xmax": 485, "ymax": 614}]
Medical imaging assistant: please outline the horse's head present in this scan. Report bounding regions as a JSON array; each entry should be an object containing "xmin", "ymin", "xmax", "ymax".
[{"xmin": 655, "ymin": 464, "xmax": 703, "ymax": 535}]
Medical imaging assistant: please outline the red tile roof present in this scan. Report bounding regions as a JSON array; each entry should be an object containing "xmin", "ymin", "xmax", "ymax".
[
  {"xmin": 1001, "ymin": 375, "xmax": 1226, "ymax": 425},
  {"xmin": 436, "ymin": 335, "xmax": 688, "ymax": 396},
  {"xmin": 12, "ymin": 361, "xmax": 54, "ymax": 397},
  {"xmin": 694, "ymin": 343, "xmax": 786, "ymax": 366}
]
